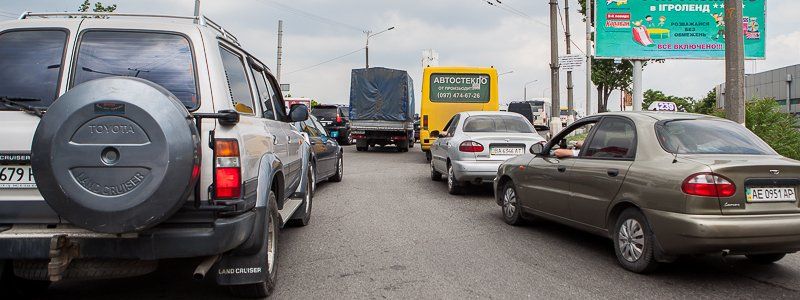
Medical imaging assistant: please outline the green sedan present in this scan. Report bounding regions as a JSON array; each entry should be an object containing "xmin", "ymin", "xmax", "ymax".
[{"xmin": 495, "ymin": 112, "xmax": 800, "ymax": 273}]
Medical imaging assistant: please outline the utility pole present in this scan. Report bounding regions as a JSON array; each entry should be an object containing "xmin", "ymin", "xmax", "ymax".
[
  {"xmin": 564, "ymin": 0, "xmax": 574, "ymax": 124},
  {"xmin": 193, "ymin": 0, "xmax": 200, "ymax": 23},
  {"xmin": 364, "ymin": 27, "xmax": 395, "ymax": 70},
  {"xmin": 276, "ymin": 20, "xmax": 283, "ymax": 84},
  {"xmin": 724, "ymin": 0, "xmax": 745, "ymax": 124},
  {"xmin": 549, "ymin": 0, "xmax": 562, "ymax": 135},
  {"xmin": 585, "ymin": 0, "xmax": 594, "ymax": 117}
]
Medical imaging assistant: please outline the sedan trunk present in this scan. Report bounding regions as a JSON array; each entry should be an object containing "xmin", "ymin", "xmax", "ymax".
[{"xmin": 463, "ymin": 133, "xmax": 544, "ymax": 162}]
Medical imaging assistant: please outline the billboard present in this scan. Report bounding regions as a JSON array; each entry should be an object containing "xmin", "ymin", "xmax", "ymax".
[
  {"xmin": 429, "ymin": 74, "xmax": 491, "ymax": 103},
  {"xmin": 595, "ymin": 0, "xmax": 765, "ymax": 59}
]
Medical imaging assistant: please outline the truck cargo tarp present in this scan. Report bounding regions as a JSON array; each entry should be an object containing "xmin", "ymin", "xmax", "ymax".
[{"xmin": 349, "ymin": 67, "xmax": 415, "ymax": 121}]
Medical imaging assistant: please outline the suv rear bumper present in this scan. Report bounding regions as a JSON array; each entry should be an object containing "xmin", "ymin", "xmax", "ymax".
[
  {"xmin": 0, "ymin": 211, "xmax": 256, "ymax": 260},
  {"xmin": 645, "ymin": 209, "xmax": 800, "ymax": 255}
]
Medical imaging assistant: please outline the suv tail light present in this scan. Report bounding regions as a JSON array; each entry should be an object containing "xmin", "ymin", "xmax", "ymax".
[
  {"xmin": 459, "ymin": 141, "xmax": 484, "ymax": 153},
  {"xmin": 336, "ymin": 115, "xmax": 342, "ymax": 123},
  {"xmin": 214, "ymin": 139, "xmax": 241, "ymax": 199},
  {"xmin": 682, "ymin": 173, "xmax": 736, "ymax": 198}
]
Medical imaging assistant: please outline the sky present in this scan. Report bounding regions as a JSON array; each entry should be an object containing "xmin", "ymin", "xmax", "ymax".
[{"xmin": 1, "ymin": 0, "xmax": 799, "ymax": 115}]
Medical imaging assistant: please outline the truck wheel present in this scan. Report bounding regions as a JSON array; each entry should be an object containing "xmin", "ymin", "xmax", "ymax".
[
  {"xmin": 289, "ymin": 163, "xmax": 314, "ymax": 226},
  {"xmin": 31, "ymin": 77, "xmax": 201, "ymax": 234},
  {"xmin": 229, "ymin": 191, "xmax": 279, "ymax": 298},
  {"xmin": 430, "ymin": 159, "xmax": 442, "ymax": 181},
  {"xmin": 397, "ymin": 140, "xmax": 409, "ymax": 152}
]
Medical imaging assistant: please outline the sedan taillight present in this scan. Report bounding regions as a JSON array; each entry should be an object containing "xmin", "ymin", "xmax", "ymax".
[
  {"xmin": 214, "ymin": 139, "xmax": 241, "ymax": 199},
  {"xmin": 336, "ymin": 115, "xmax": 342, "ymax": 123},
  {"xmin": 682, "ymin": 173, "xmax": 736, "ymax": 198},
  {"xmin": 459, "ymin": 141, "xmax": 484, "ymax": 153}
]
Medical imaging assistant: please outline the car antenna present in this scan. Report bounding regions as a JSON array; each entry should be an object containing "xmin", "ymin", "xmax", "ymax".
[{"xmin": 672, "ymin": 144, "xmax": 680, "ymax": 164}]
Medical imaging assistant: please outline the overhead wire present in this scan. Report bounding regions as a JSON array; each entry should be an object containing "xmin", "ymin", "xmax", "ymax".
[
  {"xmin": 478, "ymin": 0, "xmax": 549, "ymax": 28},
  {"xmin": 285, "ymin": 47, "xmax": 365, "ymax": 76},
  {"xmin": 556, "ymin": 1, "xmax": 586, "ymax": 55},
  {"xmin": 254, "ymin": 0, "xmax": 365, "ymax": 33}
]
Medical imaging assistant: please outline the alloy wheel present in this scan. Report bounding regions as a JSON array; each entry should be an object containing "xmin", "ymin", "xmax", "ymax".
[
  {"xmin": 447, "ymin": 166, "xmax": 454, "ymax": 190},
  {"xmin": 618, "ymin": 219, "xmax": 645, "ymax": 262},
  {"xmin": 503, "ymin": 186, "xmax": 517, "ymax": 218},
  {"xmin": 337, "ymin": 156, "xmax": 343, "ymax": 177}
]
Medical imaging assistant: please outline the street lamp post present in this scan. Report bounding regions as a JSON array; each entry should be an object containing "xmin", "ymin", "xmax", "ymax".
[
  {"xmin": 365, "ymin": 26, "xmax": 395, "ymax": 69},
  {"xmin": 524, "ymin": 80, "xmax": 538, "ymax": 101}
]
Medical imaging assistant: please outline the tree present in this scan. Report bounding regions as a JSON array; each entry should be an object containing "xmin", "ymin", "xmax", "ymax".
[
  {"xmin": 78, "ymin": 0, "xmax": 117, "ymax": 14},
  {"xmin": 744, "ymin": 98, "xmax": 800, "ymax": 160},
  {"xmin": 693, "ymin": 88, "xmax": 718, "ymax": 115},
  {"xmin": 643, "ymin": 89, "xmax": 695, "ymax": 112},
  {"xmin": 592, "ymin": 59, "xmax": 632, "ymax": 112}
]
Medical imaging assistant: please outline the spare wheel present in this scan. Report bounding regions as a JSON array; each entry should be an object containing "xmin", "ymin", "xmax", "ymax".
[{"xmin": 31, "ymin": 77, "xmax": 201, "ymax": 234}]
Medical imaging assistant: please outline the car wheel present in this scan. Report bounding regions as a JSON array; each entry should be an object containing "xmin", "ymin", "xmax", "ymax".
[
  {"xmin": 430, "ymin": 159, "xmax": 442, "ymax": 181},
  {"xmin": 289, "ymin": 164, "xmax": 314, "ymax": 226},
  {"xmin": 425, "ymin": 151, "xmax": 432, "ymax": 162},
  {"xmin": 447, "ymin": 164, "xmax": 461, "ymax": 195},
  {"xmin": 356, "ymin": 146, "xmax": 367, "ymax": 152},
  {"xmin": 329, "ymin": 153, "xmax": 343, "ymax": 182},
  {"xmin": 1, "ymin": 261, "xmax": 50, "ymax": 298},
  {"xmin": 746, "ymin": 253, "xmax": 786, "ymax": 264},
  {"xmin": 501, "ymin": 181, "xmax": 523, "ymax": 225},
  {"xmin": 229, "ymin": 191, "xmax": 279, "ymax": 298},
  {"xmin": 613, "ymin": 208, "xmax": 658, "ymax": 273}
]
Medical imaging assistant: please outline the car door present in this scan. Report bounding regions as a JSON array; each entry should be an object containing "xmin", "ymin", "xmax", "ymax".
[
  {"xmin": 432, "ymin": 114, "xmax": 459, "ymax": 172},
  {"xmin": 247, "ymin": 60, "xmax": 291, "ymax": 186},
  {"xmin": 311, "ymin": 116, "xmax": 338, "ymax": 177},
  {"xmin": 265, "ymin": 72, "xmax": 303, "ymax": 192},
  {"xmin": 518, "ymin": 119, "xmax": 599, "ymax": 218},
  {"xmin": 568, "ymin": 117, "xmax": 636, "ymax": 229}
]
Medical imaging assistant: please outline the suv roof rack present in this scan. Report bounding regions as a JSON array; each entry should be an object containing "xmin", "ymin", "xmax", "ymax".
[{"xmin": 19, "ymin": 12, "xmax": 240, "ymax": 45}]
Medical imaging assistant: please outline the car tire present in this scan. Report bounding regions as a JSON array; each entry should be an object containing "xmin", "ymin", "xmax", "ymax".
[
  {"xmin": 229, "ymin": 191, "xmax": 279, "ymax": 298},
  {"xmin": 1, "ymin": 261, "xmax": 50, "ymax": 298},
  {"xmin": 746, "ymin": 253, "xmax": 786, "ymax": 264},
  {"xmin": 430, "ymin": 159, "xmax": 442, "ymax": 181},
  {"xmin": 356, "ymin": 146, "xmax": 367, "ymax": 152},
  {"xmin": 501, "ymin": 181, "xmax": 524, "ymax": 226},
  {"xmin": 289, "ymin": 164, "xmax": 314, "ymax": 227},
  {"xmin": 425, "ymin": 151, "xmax": 432, "ymax": 162},
  {"xmin": 329, "ymin": 153, "xmax": 343, "ymax": 182},
  {"xmin": 613, "ymin": 208, "xmax": 659, "ymax": 273},
  {"xmin": 447, "ymin": 164, "xmax": 462, "ymax": 195}
]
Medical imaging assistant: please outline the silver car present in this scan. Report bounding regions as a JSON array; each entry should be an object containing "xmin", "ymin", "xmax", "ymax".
[{"xmin": 430, "ymin": 111, "xmax": 546, "ymax": 194}]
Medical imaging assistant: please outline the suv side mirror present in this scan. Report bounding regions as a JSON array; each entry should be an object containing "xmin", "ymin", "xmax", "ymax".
[
  {"xmin": 430, "ymin": 131, "xmax": 440, "ymax": 138},
  {"xmin": 530, "ymin": 142, "xmax": 546, "ymax": 155},
  {"xmin": 288, "ymin": 104, "xmax": 309, "ymax": 122}
]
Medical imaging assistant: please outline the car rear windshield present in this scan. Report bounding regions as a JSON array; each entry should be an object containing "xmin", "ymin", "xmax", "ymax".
[
  {"xmin": 656, "ymin": 119, "xmax": 776, "ymax": 155},
  {"xmin": 0, "ymin": 30, "xmax": 67, "ymax": 109},
  {"xmin": 73, "ymin": 31, "xmax": 199, "ymax": 109},
  {"xmin": 312, "ymin": 107, "xmax": 338, "ymax": 119},
  {"xmin": 463, "ymin": 115, "xmax": 534, "ymax": 133}
]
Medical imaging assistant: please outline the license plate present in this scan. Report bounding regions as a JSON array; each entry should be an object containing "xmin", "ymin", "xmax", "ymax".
[
  {"xmin": 321, "ymin": 121, "xmax": 332, "ymax": 125},
  {"xmin": 490, "ymin": 147, "xmax": 524, "ymax": 156},
  {"xmin": 746, "ymin": 187, "xmax": 797, "ymax": 202},
  {"xmin": 0, "ymin": 165, "xmax": 36, "ymax": 189},
  {"xmin": 330, "ymin": 131, "xmax": 339, "ymax": 138}
]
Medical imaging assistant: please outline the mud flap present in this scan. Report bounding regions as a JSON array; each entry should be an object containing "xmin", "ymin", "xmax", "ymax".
[{"xmin": 215, "ymin": 207, "xmax": 269, "ymax": 286}]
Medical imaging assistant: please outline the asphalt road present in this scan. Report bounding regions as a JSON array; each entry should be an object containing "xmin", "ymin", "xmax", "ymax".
[{"xmin": 43, "ymin": 145, "xmax": 800, "ymax": 299}]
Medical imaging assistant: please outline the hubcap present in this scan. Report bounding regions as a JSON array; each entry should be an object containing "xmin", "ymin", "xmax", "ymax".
[
  {"xmin": 503, "ymin": 187, "xmax": 516, "ymax": 218},
  {"xmin": 267, "ymin": 209, "xmax": 276, "ymax": 274},
  {"xmin": 338, "ymin": 156, "xmax": 343, "ymax": 176},
  {"xmin": 618, "ymin": 219, "xmax": 645, "ymax": 262},
  {"xmin": 447, "ymin": 166, "xmax": 454, "ymax": 190},
  {"xmin": 310, "ymin": 165, "xmax": 316, "ymax": 195}
]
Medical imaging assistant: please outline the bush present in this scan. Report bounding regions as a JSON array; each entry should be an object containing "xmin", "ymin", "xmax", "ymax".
[{"xmin": 743, "ymin": 99, "xmax": 800, "ymax": 160}]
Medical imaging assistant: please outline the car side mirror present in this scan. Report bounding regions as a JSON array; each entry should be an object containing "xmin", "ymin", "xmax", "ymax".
[
  {"xmin": 530, "ymin": 142, "xmax": 545, "ymax": 155},
  {"xmin": 288, "ymin": 104, "xmax": 309, "ymax": 122},
  {"xmin": 533, "ymin": 125, "xmax": 550, "ymax": 132},
  {"xmin": 430, "ymin": 131, "xmax": 440, "ymax": 138}
]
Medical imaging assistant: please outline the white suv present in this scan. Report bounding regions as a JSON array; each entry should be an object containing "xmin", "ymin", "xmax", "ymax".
[{"xmin": 0, "ymin": 12, "xmax": 314, "ymax": 298}]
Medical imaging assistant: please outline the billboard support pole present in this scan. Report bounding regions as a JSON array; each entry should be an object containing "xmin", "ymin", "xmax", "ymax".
[
  {"xmin": 724, "ymin": 0, "xmax": 746, "ymax": 125},
  {"xmin": 564, "ymin": 0, "xmax": 575, "ymax": 125},
  {"xmin": 549, "ymin": 0, "xmax": 562, "ymax": 136},
  {"xmin": 632, "ymin": 60, "xmax": 643, "ymax": 111},
  {"xmin": 585, "ymin": 0, "xmax": 593, "ymax": 117}
]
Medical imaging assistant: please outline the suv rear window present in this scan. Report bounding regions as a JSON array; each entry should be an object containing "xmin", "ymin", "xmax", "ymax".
[
  {"xmin": 463, "ymin": 115, "xmax": 534, "ymax": 133},
  {"xmin": 656, "ymin": 119, "xmax": 776, "ymax": 155},
  {"xmin": 73, "ymin": 31, "xmax": 199, "ymax": 109},
  {"xmin": 312, "ymin": 107, "xmax": 338, "ymax": 120},
  {"xmin": 0, "ymin": 30, "xmax": 67, "ymax": 109}
]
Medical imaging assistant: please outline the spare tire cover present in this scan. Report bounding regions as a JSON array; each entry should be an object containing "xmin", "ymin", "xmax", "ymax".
[{"xmin": 32, "ymin": 77, "xmax": 200, "ymax": 234}]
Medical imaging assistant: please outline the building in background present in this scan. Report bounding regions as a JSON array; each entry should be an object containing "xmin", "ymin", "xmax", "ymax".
[{"xmin": 716, "ymin": 64, "xmax": 798, "ymax": 113}]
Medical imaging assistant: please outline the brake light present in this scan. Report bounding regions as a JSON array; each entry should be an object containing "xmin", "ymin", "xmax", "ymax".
[
  {"xmin": 214, "ymin": 139, "xmax": 241, "ymax": 199},
  {"xmin": 422, "ymin": 115, "xmax": 428, "ymax": 130},
  {"xmin": 336, "ymin": 115, "xmax": 342, "ymax": 123},
  {"xmin": 459, "ymin": 141, "xmax": 484, "ymax": 152},
  {"xmin": 682, "ymin": 173, "xmax": 736, "ymax": 198}
]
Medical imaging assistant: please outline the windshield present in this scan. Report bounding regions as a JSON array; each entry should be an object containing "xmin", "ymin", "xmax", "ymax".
[
  {"xmin": 73, "ymin": 31, "xmax": 199, "ymax": 109},
  {"xmin": 312, "ymin": 107, "xmax": 338, "ymax": 120},
  {"xmin": 656, "ymin": 119, "xmax": 776, "ymax": 155},
  {"xmin": 0, "ymin": 30, "xmax": 67, "ymax": 109},
  {"xmin": 463, "ymin": 115, "xmax": 535, "ymax": 133}
]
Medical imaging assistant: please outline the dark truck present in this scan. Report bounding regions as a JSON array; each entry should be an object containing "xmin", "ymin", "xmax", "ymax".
[{"xmin": 349, "ymin": 67, "xmax": 415, "ymax": 152}]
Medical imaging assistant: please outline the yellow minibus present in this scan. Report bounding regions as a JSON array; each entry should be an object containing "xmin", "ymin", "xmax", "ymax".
[{"xmin": 420, "ymin": 66, "xmax": 499, "ymax": 161}]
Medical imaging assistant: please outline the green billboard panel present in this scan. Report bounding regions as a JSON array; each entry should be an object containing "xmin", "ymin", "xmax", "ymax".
[
  {"xmin": 595, "ymin": 0, "xmax": 765, "ymax": 59},
  {"xmin": 429, "ymin": 73, "xmax": 491, "ymax": 103}
]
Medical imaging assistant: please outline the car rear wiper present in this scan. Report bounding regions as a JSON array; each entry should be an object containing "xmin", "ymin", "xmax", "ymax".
[{"xmin": 0, "ymin": 97, "xmax": 45, "ymax": 118}]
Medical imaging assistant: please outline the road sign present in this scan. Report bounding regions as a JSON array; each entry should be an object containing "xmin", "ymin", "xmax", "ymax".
[
  {"xmin": 280, "ymin": 83, "xmax": 290, "ymax": 92},
  {"xmin": 595, "ymin": 0, "xmax": 765, "ymax": 59},
  {"xmin": 558, "ymin": 54, "xmax": 584, "ymax": 71}
]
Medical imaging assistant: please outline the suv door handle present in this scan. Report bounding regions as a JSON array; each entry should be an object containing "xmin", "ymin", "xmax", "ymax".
[
  {"xmin": 557, "ymin": 166, "xmax": 567, "ymax": 173},
  {"xmin": 607, "ymin": 168, "xmax": 619, "ymax": 177}
]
